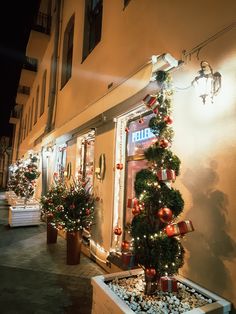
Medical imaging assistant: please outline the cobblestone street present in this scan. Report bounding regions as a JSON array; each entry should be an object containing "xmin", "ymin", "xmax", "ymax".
[{"xmin": 0, "ymin": 193, "xmax": 106, "ymax": 314}]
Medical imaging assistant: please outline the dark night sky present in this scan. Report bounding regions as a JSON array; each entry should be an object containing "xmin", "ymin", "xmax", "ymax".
[{"xmin": 0, "ymin": 1, "xmax": 40, "ymax": 138}]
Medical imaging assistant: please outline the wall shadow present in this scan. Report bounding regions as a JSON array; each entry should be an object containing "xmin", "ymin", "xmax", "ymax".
[{"xmin": 181, "ymin": 160, "xmax": 236, "ymax": 301}]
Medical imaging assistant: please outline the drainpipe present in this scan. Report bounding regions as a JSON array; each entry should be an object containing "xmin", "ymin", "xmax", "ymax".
[
  {"xmin": 45, "ymin": 0, "xmax": 62, "ymax": 134},
  {"xmin": 16, "ymin": 105, "xmax": 23, "ymax": 160}
]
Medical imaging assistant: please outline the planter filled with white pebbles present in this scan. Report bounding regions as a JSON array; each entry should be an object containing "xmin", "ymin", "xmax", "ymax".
[{"xmin": 91, "ymin": 269, "xmax": 231, "ymax": 314}]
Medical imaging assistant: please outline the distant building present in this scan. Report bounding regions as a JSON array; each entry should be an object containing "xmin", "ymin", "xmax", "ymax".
[
  {"xmin": 0, "ymin": 136, "xmax": 11, "ymax": 189},
  {"xmin": 10, "ymin": 0, "xmax": 236, "ymax": 305}
]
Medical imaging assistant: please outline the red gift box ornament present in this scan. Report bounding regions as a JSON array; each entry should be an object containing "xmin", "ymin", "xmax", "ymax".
[
  {"xmin": 157, "ymin": 169, "xmax": 176, "ymax": 182},
  {"xmin": 142, "ymin": 94, "xmax": 158, "ymax": 112},
  {"xmin": 127, "ymin": 198, "xmax": 139, "ymax": 209},
  {"xmin": 159, "ymin": 138, "xmax": 169, "ymax": 148},
  {"xmin": 165, "ymin": 220, "xmax": 194, "ymax": 237},
  {"xmin": 160, "ymin": 276, "xmax": 178, "ymax": 292}
]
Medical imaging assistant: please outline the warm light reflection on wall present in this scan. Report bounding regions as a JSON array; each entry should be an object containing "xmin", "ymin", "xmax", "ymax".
[{"xmin": 173, "ymin": 59, "xmax": 236, "ymax": 157}]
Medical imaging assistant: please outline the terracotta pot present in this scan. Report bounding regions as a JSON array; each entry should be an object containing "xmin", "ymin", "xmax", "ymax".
[
  {"xmin": 46, "ymin": 215, "xmax": 58, "ymax": 244},
  {"xmin": 66, "ymin": 231, "xmax": 82, "ymax": 265}
]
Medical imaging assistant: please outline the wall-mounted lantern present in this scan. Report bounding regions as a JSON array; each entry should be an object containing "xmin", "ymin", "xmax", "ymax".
[{"xmin": 192, "ymin": 61, "xmax": 221, "ymax": 104}]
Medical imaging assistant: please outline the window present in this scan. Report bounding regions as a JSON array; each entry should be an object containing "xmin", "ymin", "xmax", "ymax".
[
  {"xmin": 34, "ymin": 86, "xmax": 39, "ymax": 125},
  {"xmin": 113, "ymin": 111, "xmax": 156, "ymax": 243},
  {"xmin": 61, "ymin": 15, "xmax": 74, "ymax": 88},
  {"xmin": 77, "ymin": 131, "xmax": 95, "ymax": 186},
  {"xmin": 40, "ymin": 71, "xmax": 47, "ymax": 116},
  {"xmin": 82, "ymin": 0, "xmax": 103, "ymax": 61},
  {"xmin": 124, "ymin": 113, "xmax": 155, "ymax": 237}
]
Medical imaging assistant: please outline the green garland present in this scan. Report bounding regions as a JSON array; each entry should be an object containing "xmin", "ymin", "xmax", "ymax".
[{"xmin": 130, "ymin": 70, "xmax": 186, "ymax": 283}]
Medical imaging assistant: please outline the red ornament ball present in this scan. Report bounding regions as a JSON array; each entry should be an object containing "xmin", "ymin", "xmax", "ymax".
[
  {"xmin": 132, "ymin": 206, "xmax": 140, "ymax": 216},
  {"xmin": 145, "ymin": 268, "xmax": 156, "ymax": 278},
  {"xmin": 121, "ymin": 240, "xmax": 130, "ymax": 251},
  {"xmin": 164, "ymin": 115, "xmax": 173, "ymax": 124},
  {"xmin": 116, "ymin": 163, "xmax": 123, "ymax": 170},
  {"xmin": 159, "ymin": 138, "xmax": 169, "ymax": 148},
  {"xmin": 157, "ymin": 207, "xmax": 173, "ymax": 223},
  {"xmin": 125, "ymin": 127, "xmax": 129, "ymax": 133},
  {"xmin": 114, "ymin": 227, "xmax": 122, "ymax": 236}
]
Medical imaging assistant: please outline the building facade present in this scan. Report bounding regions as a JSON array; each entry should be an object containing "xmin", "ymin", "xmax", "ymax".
[{"xmin": 11, "ymin": 0, "xmax": 236, "ymax": 308}]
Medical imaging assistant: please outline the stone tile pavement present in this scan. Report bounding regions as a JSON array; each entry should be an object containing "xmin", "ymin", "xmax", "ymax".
[{"xmin": 0, "ymin": 192, "xmax": 106, "ymax": 314}]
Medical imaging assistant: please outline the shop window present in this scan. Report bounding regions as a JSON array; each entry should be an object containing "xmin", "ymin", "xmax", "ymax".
[
  {"xmin": 113, "ymin": 110, "xmax": 155, "ymax": 247},
  {"xmin": 124, "ymin": 113, "xmax": 155, "ymax": 237},
  {"xmin": 52, "ymin": 144, "xmax": 67, "ymax": 182},
  {"xmin": 61, "ymin": 15, "xmax": 74, "ymax": 88},
  {"xmin": 76, "ymin": 131, "xmax": 95, "ymax": 186},
  {"xmin": 82, "ymin": 0, "xmax": 103, "ymax": 61}
]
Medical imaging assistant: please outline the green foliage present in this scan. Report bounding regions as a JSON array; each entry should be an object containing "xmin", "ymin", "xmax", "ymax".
[
  {"xmin": 149, "ymin": 117, "xmax": 167, "ymax": 136},
  {"xmin": 134, "ymin": 169, "xmax": 157, "ymax": 197},
  {"xmin": 40, "ymin": 182, "xmax": 66, "ymax": 216},
  {"xmin": 50, "ymin": 179, "xmax": 95, "ymax": 232},
  {"xmin": 144, "ymin": 147, "xmax": 181, "ymax": 175},
  {"xmin": 156, "ymin": 184, "xmax": 184, "ymax": 217},
  {"xmin": 130, "ymin": 71, "xmax": 187, "ymax": 282},
  {"xmin": 133, "ymin": 234, "xmax": 185, "ymax": 276},
  {"xmin": 155, "ymin": 70, "xmax": 169, "ymax": 83},
  {"xmin": 7, "ymin": 155, "xmax": 40, "ymax": 200}
]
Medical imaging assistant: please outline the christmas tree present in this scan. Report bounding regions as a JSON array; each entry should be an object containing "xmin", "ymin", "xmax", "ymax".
[
  {"xmin": 130, "ymin": 71, "xmax": 194, "ymax": 294},
  {"xmin": 8, "ymin": 155, "xmax": 40, "ymax": 202},
  {"xmin": 41, "ymin": 177, "xmax": 95, "ymax": 233},
  {"xmin": 40, "ymin": 180, "xmax": 67, "ymax": 219}
]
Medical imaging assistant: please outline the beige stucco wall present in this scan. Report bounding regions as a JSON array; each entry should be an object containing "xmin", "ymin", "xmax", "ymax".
[
  {"xmin": 171, "ymin": 29, "xmax": 236, "ymax": 305},
  {"xmin": 92, "ymin": 121, "xmax": 116, "ymax": 252},
  {"xmin": 55, "ymin": 0, "xmax": 236, "ymax": 129}
]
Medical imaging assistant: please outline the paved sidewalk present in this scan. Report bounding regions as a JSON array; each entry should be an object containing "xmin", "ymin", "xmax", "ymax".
[{"xmin": 0, "ymin": 192, "xmax": 106, "ymax": 314}]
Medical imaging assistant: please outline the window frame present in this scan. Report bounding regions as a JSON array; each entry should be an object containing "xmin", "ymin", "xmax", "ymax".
[{"xmin": 61, "ymin": 14, "xmax": 75, "ymax": 89}]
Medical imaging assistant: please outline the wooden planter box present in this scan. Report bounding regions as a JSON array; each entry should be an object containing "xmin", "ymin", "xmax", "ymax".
[
  {"xmin": 91, "ymin": 269, "xmax": 231, "ymax": 314},
  {"xmin": 8, "ymin": 205, "xmax": 41, "ymax": 227}
]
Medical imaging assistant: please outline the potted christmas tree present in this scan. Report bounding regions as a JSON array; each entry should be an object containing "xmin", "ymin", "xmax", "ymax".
[
  {"xmin": 8, "ymin": 155, "xmax": 41, "ymax": 227},
  {"xmin": 40, "ymin": 180, "xmax": 66, "ymax": 244},
  {"xmin": 10, "ymin": 155, "xmax": 40, "ymax": 203},
  {"xmin": 130, "ymin": 71, "xmax": 192, "ymax": 294},
  {"xmin": 91, "ymin": 71, "xmax": 231, "ymax": 313},
  {"xmin": 53, "ymin": 178, "xmax": 95, "ymax": 265}
]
